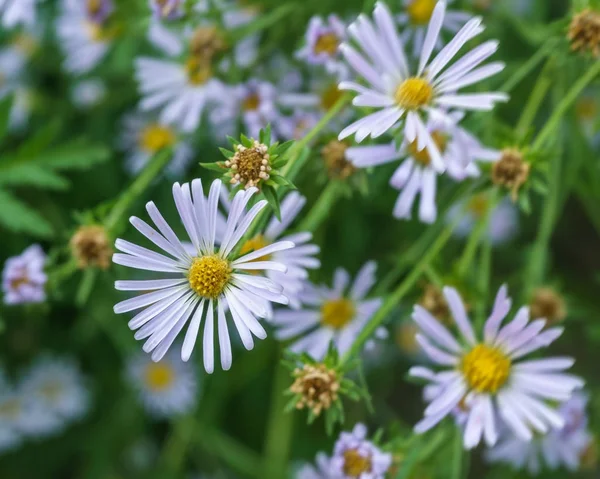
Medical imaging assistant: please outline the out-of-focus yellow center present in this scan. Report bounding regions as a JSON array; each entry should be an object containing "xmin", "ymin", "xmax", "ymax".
[
  {"xmin": 321, "ymin": 83, "xmax": 343, "ymax": 111},
  {"xmin": 188, "ymin": 255, "xmax": 231, "ymax": 299},
  {"xmin": 240, "ymin": 235, "xmax": 271, "ymax": 260},
  {"xmin": 395, "ymin": 77, "xmax": 433, "ymax": 110},
  {"xmin": 9, "ymin": 275, "xmax": 29, "ymax": 290},
  {"xmin": 13, "ymin": 33, "xmax": 37, "ymax": 56},
  {"xmin": 243, "ymin": 92, "xmax": 260, "ymax": 111},
  {"xmin": 0, "ymin": 399, "xmax": 21, "ymax": 418},
  {"xmin": 87, "ymin": 0, "xmax": 103, "ymax": 15},
  {"xmin": 407, "ymin": 130, "xmax": 447, "ymax": 166},
  {"xmin": 467, "ymin": 194, "xmax": 490, "ymax": 218},
  {"xmin": 461, "ymin": 344, "xmax": 511, "ymax": 394},
  {"xmin": 576, "ymin": 97, "xmax": 598, "ymax": 121},
  {"xmin": 144, "ymin": 362, "xmax": 175, "ymax": 391},
  {"xmin": 314, "ymin": 33, "xmax": 340, "ymax": 55},
  {"xmin": 139, "ymin": 124, "xmax": 176, "ymax": 153},
  {"xmin": 343, "ymin": 449, "xmax": 372, "ymax": 477},
  {"xmin": 321, "ymin": 298, "xmax": 355, "ymax": 329},
  {"xmin": 40, "ymin": 381, "xmax": 63, "ymax": 401},
  {"xmin": 407, "ymin": 0, "xmax": 437, "ymax": 25},
  {"xmin": 185, "ymin": 57, "xmax": 212, "ymax": 85}
]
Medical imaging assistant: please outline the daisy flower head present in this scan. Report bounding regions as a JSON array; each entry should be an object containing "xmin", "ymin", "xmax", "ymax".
[
  {"xmin": 19, "ymin": 356, "xmax": 90, "ymax": 424},
  {"xmin": 346, "ymin": 114, "xmax": 499, "ymax": 223},
  {"xmin": 397, "ymin": 0, "xmax": 471, "ymax": 56},
  {"xmin": 237, "ymin": 191, "xmax": 320, "ymax": 311},
  {"xmin": 234, "ymin": 79, "xmax": 280, "ymax": 139},
  {"xmin": 2, "ymin": 244, "xmax": 47, "ymax": 305},
  {"xmin": 149, "ymin": 0, "xmax": 183, "ymax": 21},
  {"xmin": 127, "ymin": 349, "xmax": 198, "ymax": 418},
  {"xmin": 135, "ymin": 25, "xmax": 228, "ymax": 133},
  {"xmin": 449, "ymin": 195, "xmax": 519, "ymax": 246},
  {"xmin": 57, "ymin": 0, "xmax": 115, "ymax": 74},
  {"xmin": 338, "ymin": 1, "xmax": 507, "ymax": 155},
  {"xmin": 0, "ymin": 0, "xmax": 40, "ymax": 29},
  {"xmin": 486, "ymin": 392, "xmax": 593, "ymax": 475},
  {"xmin": 329, "ymin": 423, "xmax": 393, "ymax": 479},
  {"xmin": 296, "ymin": 452, "xmax": 332, "ymax": 479},
  {"xmin": 272, "ymin": 261, "xmax": 383, "ymax": 361},
  {"xmin": 296, "ymin": 15, "xmax": 348, "ymax": 77},
  {"xmin": 409, "ymin": 285, "xmax": 584, "ymax": 449},
  {"xmin": 119, "ymin": 111, "xmax": 193, "ymax": 177},
  {"xmin": 71, "ymin": 78, "xmax": 106, "ymax": 109},
  {"xmin": 112, "ymin": 179, "xmax": 294, "ymax": 373}
]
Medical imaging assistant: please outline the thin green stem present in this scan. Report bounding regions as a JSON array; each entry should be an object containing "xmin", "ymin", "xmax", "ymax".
[
  {"xmin": 263, "ymin": 359, "xmax": 294, "ymax": 479},
  {"xmin": 532, "ymin": 60, "xmax": 600, "ymax": 151},
  {"xmin": 499, "ymin": 39, "xmax": 556, "ymax": 93},
  {"xmin": 341, "ymin": 224, "xmax": 455, "ymax": 365},
  {"xmin": 75, "ymin": 268, "xmax": 98, "ymax": 307},
  {"xmin": 227, "ymin": 3, "xmax": 297, "ymax": 43},
  {"xmin": 451, "ymin": 427, "xmax": 464, "ymax": 479},
  {"xmin": 296, "ymin": 181, "xmax": 343, "ymax": 233},
  {"xmin": 476, "ymin": 235, "xmax": 493, "ymax": 329},
  {"xmin": 104, "ymin": 149, "xmax": 172, "ymax": 234},
  {"xmin": 515, "ymin": 59, "xmax": 553, "ymax": 142}
]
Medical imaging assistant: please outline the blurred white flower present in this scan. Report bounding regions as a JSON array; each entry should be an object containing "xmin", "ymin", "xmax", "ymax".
[
  {"xmin": 296, "ymin": 15, "xmax": 348, "ymax": 78},
  {"xmin": 233, "ymin": 79, "xmax": 280, "ymax": 138},
  {"xmin": 127, "ymin": 350, "xmax": 198, "ymax": 418},
  {"xmin": 2, "ymin": 244, "xmax": 47, "ymax": 305},
  {"xmin": 56, "ymin": 0, "xmax": 114, "ymax": 74},
  {"xmin": 272, "ymin": 262, "xmax": 383, "ymax": 360},
  {"xmin": 278, "ymin": 110, "xmax": 320, "ymax": 141},
  {"xmin": 486, "ymin": 393, "xmax": 593, "ymax": 475},
  {"xmin": 339, "ymin": 2, "xmax": 506, "ymax": 153},
  {"xmin": 19, "ymin": 356, "xmax": 90, "ymax": 424},
  {"xmin": 71, "ymin": 79, "xmax": 106, "ymax": 108},
  {"xmin": 112, "ymin": 179, "xmax": 293, "ymax": 373},
  {"xmin": 148, "ymin": 0, "xmax": 183, "ymax": 21},
  {"xmin": 119, "ymin": 111, "xmax": 194, "ymax": 177},
  {"xmin": 397, "ymin": 0, "xmax": 471, "ymax": 57},
  {"xmin": 0, "ymin": 0, "xmax": 41, "ymax": 29},
  {"xmin": 296, "ymin": 452, "xmax": 332, "ymax": 479},
  {"xmin": 410, "ymin": 285, "xmax": 584, "ymax": 449},
  {"xmin": 329, "ymin": 423, "xmax": 392, "ymax": 478},
  {"xmin": 347, "ymin": 113, "xmax": 499, "ymax": 223}
]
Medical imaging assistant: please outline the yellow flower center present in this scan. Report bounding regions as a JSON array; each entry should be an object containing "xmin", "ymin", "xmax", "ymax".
[
  {"xmin": 407, "ymin": 130, "xmax": 447, "ymax": 166},
  {"xmin": 314, "ymin": 33, "xmax": 340, "ymax": 55},
  {"xmin": 40, "ymin": 382, "xmax": 63, "ymax": 401},
  {"xmin": 320, "ymin": 298, "xmax": 355, "ymax": 329},
  {"xmin": 139, "ymin": 124, "xmax": 176, "ymax": 153},
  {"xmin": 0, "ymin": 399, "xmax": 21, "ymax": 418},
  {"xmin": 467, "ymin": 193, "xmax": 490, "ymax": 218},
  {"xmin": 144, "ymin": 362, "xmax": 175, "ymax": 391},
  {"xmin": 395, "ymin": 77, "xmax": 433, "ymax": 110},
  {"xmin": 12, "ymin": 33, "xmax": 37, "ymax": 56},
  {"xmin": 188, "ymin": 255, "xmax": 232, "ymax": 299},
  {"xmin": 240, "ymin": 235, "xmax": 271, "ymax": 260},
  {"xmin": 407, "ymin": 0, "xmax": 437, "ymax": 25},
  {"xmin": 461, "ymin": 344, "xmax": 511, "ymax": 394},
  {"xmin": 243, "ymin": 92, "xmax": 260, "ymax": 111},
  {"xmin": 185, "ymin": 57, "xmax": 212, "ymax": 85},
  {"xmin": 9, "ymin": 275, "xmax": 29, "ymax": 290},
  {"xmin": 343, "ymin": 449, "xmax": 372, "ymax": 477},
  {"xmin": 227, "ymin": 144, "xmax": 271, "ymax": 189},
  {"xmin": 321, "ymin": 83, "xmax": 344, "ymax": 111},
  {"xmin": 576, "ymin": 97, "xmax": 598, "ymax": 121},
  {"xmin": 87, "ymin": 0, "xmax": 103, "ymax": 15}
]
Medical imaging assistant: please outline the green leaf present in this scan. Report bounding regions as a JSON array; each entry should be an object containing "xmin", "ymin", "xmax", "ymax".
[
  {"xmin": 262, "ymin": 186, "xmax": 281, "ymax": 220},
  {"xmin": 0, "ymin": 165, "xmax": 70, "ymax": 190},
  {"xmin": 274, "ymin": 140, "xmax": 295, "ymax": 156},
  {"xmin": 0, "ymin": 189, "xmax": 54, "ymax": 237},
  {"xmin": 0, "ymin": 95, "xmax": 13, "ymax": 142},
  {"xmin": 200, "ymin": 161, "xmax": 226, "ymax": 172},
  {"xmin": 240, "ymin": 133, "xmax": 252, "ymax": 147},
  {"xmin": 218, "ymin": 147, "xmax": 234, "ymax": 159},
  {"xmin": 14, "ymin": 119, "xmax": 62, "ymax": 159}
]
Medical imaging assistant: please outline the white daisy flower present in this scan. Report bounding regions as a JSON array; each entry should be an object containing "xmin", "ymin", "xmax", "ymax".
[
  {"xmin": 235, "ymin": 191, "xmax": 321, "ymax": 312},
  {"xmin": 71, "ymin": 78, "xmax": 106, "ymax": 108},
  {"xmin": 346, "ymin": 114, "xmax": 499, "ymax": 223},
  {"xmin": 409, "ymin": 285, "xmax": 584, "ymax": 449},
  {"xmin": 338, "ymin": 1, "xmax": 507, "ymax": 159},
  {"xmin": 119, "ymin": 112, "xmax": 194, "ymax": 177},
  {"xmin": 234, "ymin": 79, "xmax": 280, "ymax": 139},
  {"xmin": 272, "ymin": 261, "xmax": 383, "ymax": 360},
  {"xmin": 127, "ymin": 349, "xmax": 198, "ymax": 418},
  {"xmin": 397, "ymin": 0, "xmax": 471, "ymax": 57},
  {"xmin": 220, "ymin": 2, "xmax": 260, "ymax": 69},
  {"xmin": 56, "ymin": 0, "xmax": 114, "ymax": 74},
  {"xmin": 2, "ymin": 244, "xmax": 47, "ymax": 305},
  {"xmin": 486, "ymin": 393, "xmax": 593, "ymax": 475},
  {"xmin": 112, "ymin": 179, "xmax": 294, "ymax": 373},
  {"xmin": 296, "ymin": 452, "xmax": 332, "ymax": 479},
  {"xmin": 0, "ymin": 372, "xmax": 24, "ymax": 453},
  {"xmin": 19, "ymin": 356, "xmax": 90, "ymax": 424},
  {"xmin": 296, "ymin": 15, "xmax": 349, "ymax": 78},
  {"xmin": 449, "ymin": 195, "xmax": 519, "ymax": 246},
  {"xmin": 329, "ymin": 423, "xmax": 392, "ymax": 478},
  {"xmin": 0, "ymin": 0, "xmax": 40, "ymax": 29},
  {"xmin": 135, "ymin": 28, "xmax": 228, "ymax": 133},
  {"xmin": 0, "ymin": 45, "xmax": 32, "ymax": 130}
]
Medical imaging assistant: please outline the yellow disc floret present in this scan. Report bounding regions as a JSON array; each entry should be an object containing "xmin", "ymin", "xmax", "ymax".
[
  {"xmin": 395, "ymin": 77, "xmax": 433, "ymax": 110},
  {"xmin": 139, "ymin": 124, "xmax": 176, "ymax": 153},
  {"xmin": 188, "ymin": 255, "xmax": 232, "ymax": 299},
  {"xmin": 144, "ymin": 362, "xmax": 175, "ymax": 391},
  {"xmin": 321, "ymin": 298, "xmax": 356, "ymax": 329},
  {"xmin": 461, "ymin": 344, "xmax": 511, "ymax": 394},
  {"xmin": 343, "ymin": 449, "xmax": 373, "ymax": 477},
  {"xmin": 407, "ymin": 130, "xmax": 447, "ymax": 166},
  {"xmin": 407, "ymin": 0, "xmax": 437, "ymax": 25},
  {"xmin": 314, "ymin": 33, "xmax": 340, "ymax": 55}
]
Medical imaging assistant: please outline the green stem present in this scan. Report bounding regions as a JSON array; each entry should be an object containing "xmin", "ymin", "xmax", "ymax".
[
  {"xmin": 451, "ymin": 427, "xmax": 464, "ymax": 479},
  {"xmin": 341, "ymin": 224, "xmax": 455, "ymax": 365},
  {"xmin": 296, "ymin": 181, "xmax": 343, "ymax": 233},
  {"xmin": 456, "ymin": 190, "xmax": 498, "ymax": 280},
  {"xmin": 104, "ymin": 149, "xmax": 172, "ymax": 234},
  {"xmin": 263, "ymin": 359, "xmax": 294, "ymax": 479},
  {"xmin": 476, "ymin": 235, "xmax": 493, "ymax": 329},
  {"xmin": 532, "ymin": 60, "xmax": 600, "ymax": 151},
  {"xmin": 75, "ymin": 268, "xmax": 98, "ymax": 307},
  {"xmin": 514, "ymin": 59, "xmax": 553, "ymax": 142},
  {"xmin": 227, "ymin": 3, "xmax": 297, "ymax": 43},
  {"xmin": 499, "ymin": 39, "xmax": 556, "ymax": 93}
]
